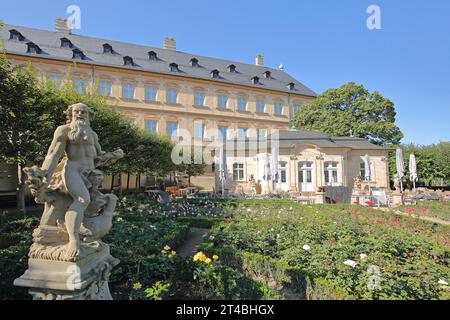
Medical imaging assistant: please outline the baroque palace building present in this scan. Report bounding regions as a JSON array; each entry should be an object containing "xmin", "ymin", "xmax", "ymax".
[
  {"xmin": 0, "ymin": 19, "xmax": 315, "ymax": 193},
  {"xmin": 0, "ymin": 19, "xmax": 390, "ymax": 198}
]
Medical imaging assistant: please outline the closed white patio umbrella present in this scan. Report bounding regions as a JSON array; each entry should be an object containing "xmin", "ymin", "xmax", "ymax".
[
  {"xmin": 218, "ymin": 147, "xmax": 227, "ymax": 197},
  {"xmin": 396, "ymin": 148, "xmax": 405, "ymax": 192},
  {"xmin": 409, "ymin": 153, "xmax": 418, "ymax": 191},
  {"xmin": 271, "ymin": 146, "xmax": 279, "ymax": 191},
  {"xmin": 363, "ymin": 154, "xmax": 372, "ymax": 182}
]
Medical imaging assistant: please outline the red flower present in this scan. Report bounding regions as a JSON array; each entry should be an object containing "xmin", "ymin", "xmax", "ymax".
[
  {"xmin": 406, "ymin": 207, "xmax": 415, "ymax": 214},
  {"xmin": 365, "ymin": 200, "xmax": 375, "ymax": 207},
  {"xmin": 335, "ymin": 196, "xmax": 342, "ymax": 202},
  {"xmin": 391, "ymin": 217, "xmax": 399, "ymax": 223},
  {"xmin": 353, "ymin": 200, "xmax": 360, "ymax": 205}
]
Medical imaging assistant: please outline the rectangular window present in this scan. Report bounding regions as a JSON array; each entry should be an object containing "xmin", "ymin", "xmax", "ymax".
[
  {"xmin": 257, "ymin": 128, "xmax": 266, "ymax": 139},
  {"xmin": 237, "ymin": 98, "xmax": 247, "ymax": 111},
  {"xmin": 256, "ymin": 100, "xmax": 265, "ymax": 113},
  {"xmin": 73, "ymin": 79, "xmax": 87, "ymax": 94},
  {"xmin": 166, "ymin": 89, "xmax": 178, "ymax": 104},
  {"xmin": 166, "ymin": 121, "xmax": 178, "ymax": 137},
  {"xmin": 280, "ymin": 170, "xmax": 287, "ymax": 183},
  {"xmin": 145, "ymin": 120, "xmax": 158, "ymax": 133},
  {"xmin": 99, "ymin": 81, "xmax": 112, "ymax": 96},
  {"xmin": 194, "ymin": 123, "xmax": 204, "ymax": 140},
  {"xmin": 218, "ymin": 126, "xmax": 228, "ymax": 140},
  {"xmin": 293, "ymin": 104, "xmax": 301, "ymax": 115},
  {"xmin": 194, "ymin": 92, "xmax": 205, "ymax": 106},
  {"xmin": 122, "ymin": 83, "xmax": 135, "ymax": 99},
  {"xmin": 238, "ymin": 127, "xmax": 247, "ymax": 139},
  {"xmin": 218, "ymin": 95, "xmax": 227, "ymax": 109},
  {"xmin": 48, "ymin": 76, "xmax": 62, "ymax": 90},
  {"xmin": 145, "ymin": 87, "xmax": 158, "ymax": 101},
  {"xmin": 233, "ymin": 163, "xmax": 244, "ymax": 181},
  {"xmin": 274, "ymin": 102, "xmax": 283, "ymax": 115}
]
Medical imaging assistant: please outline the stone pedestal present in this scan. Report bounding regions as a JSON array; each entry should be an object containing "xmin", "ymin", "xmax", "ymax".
[
  {"xmin": 14, "ymin": 245, "xmax": 119, "ymax": 300},
  {"xmin": 315, "ymin": 192, "xmax": 326, "ymax": 204},
  {"xmin": 390, "ymin": 192, "xmax": 404, "ymax": 207}
]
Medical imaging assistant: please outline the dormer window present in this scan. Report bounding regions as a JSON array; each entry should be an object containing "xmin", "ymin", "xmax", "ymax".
[
  {"xmin": 72, "ymin": 49, "xmax": 85, "ymax": 60},
  {"xmin": 169, "ymin": 62, "xmax": 179, "ymax": 72},
  {"xmin": 27, "ymin": 42, "xmax": 41, "ymax": 54},
  {"xmin": 123, "ymin": 56, "xmax": 134, "ymax": 66},
  {"xmin": 9, "ymin": 29, "xmax": 25, "ymax": 41},
  {"xmin": 287, "ymin": 82, "xmax": 295, "ymax": 90},
  {"xmin": 228, "ymin": 64, "xmax": 236, "ymax": 73},
  {"xmin": 263, "ymin": 71, "xmax": 271, "ymax": 79},
  {"xmin": 148, "ymin": 51, "xmax": 157, "ymax": 60},
  {"xmin": 103, "ymin": 43, "xmax": 114, "ymax": 54},
  {"xmin": 61, "ymin": 38, "xmax": 73, "ymax": 48},
  {"xmin": 190, "ymin": 58, "xmax": 199, "ymax": 67},
  {"xmin": 251, "ymin": 76, "xmax": 260, "ymax": 85},
  {"xmin": 210, "ymin": 69, "xmax": 220, "ymax": 79}
]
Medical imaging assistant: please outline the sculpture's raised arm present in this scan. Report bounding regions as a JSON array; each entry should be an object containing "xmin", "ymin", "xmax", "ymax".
[{"xmin": 40, "ymin": 125, "xmax": 69, "ymax": 183}]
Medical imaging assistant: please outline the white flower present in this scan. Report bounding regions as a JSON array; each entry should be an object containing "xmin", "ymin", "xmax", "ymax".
[
  {"xmin": 344, "ymin": 260, "xmax": 357, "ymax": 268},
  {"xmin": 247, "ymin": 208, "xmax": 252, "ymax": 212},
  {"xmin": 360, "ymin": 254, "xmax": 368, "ymax": 261},
  {"xmin": 289, "ymin": 207, "xmax": 293, "ymax": 210},
  {"xmin": 209, "ymin": 235, "xmax": 215, "ymax": 241},
  {"xmin": 302, "ymin": 244, "xmax": 311, "ymax": 251},
  {"xmin": 438, "ymin": 279, "xmax": 448, "ymax": 286}
]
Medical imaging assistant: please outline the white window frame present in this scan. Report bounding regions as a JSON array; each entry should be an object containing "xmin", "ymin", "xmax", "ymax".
[
  {"xmin": 233, "ymin": 163, "xmax": 245, "ymax": 181},
  {"xmin": 166, "ymin": 88, "xmax": 178, "ymax": 104},
  {"xmin": 122, "ymin": 83, "xmax": 135, "ymax": 99},
  {"xmin": 145, "ymin": 120, "xmax": 158, "ymax": 134},
  {"xmin": 145, "ymin": 87, "xmax": 158, "ymax": 101}
]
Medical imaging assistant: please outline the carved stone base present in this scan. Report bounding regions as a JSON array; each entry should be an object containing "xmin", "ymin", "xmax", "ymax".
[{"xmin": 14, "ymin": 245, "xmax": 119, "ymax": 300}]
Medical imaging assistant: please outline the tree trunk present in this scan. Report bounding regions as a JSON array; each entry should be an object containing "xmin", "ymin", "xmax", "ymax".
[
  {"xmin": 118, "ymin": 174, "xmax": 123, "ymax": 197},
  {"xmin": 16, "ymin": 162, "xmax": 27, "ymax": 215},
  {"xmin": 110, "ymin": 175, "xmax": 115, "ymax": 191}
]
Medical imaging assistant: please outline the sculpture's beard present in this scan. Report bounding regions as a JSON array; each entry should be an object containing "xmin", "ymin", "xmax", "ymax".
[{"xmin": 68, "ymin": 119, "xmax": 91, "ymax": 143}]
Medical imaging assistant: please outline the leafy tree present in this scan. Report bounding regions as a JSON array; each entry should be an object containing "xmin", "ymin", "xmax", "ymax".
[
  {"xmin": 0, "ymin": 55, "xmax": 50, "ymax": 212},
  {"xmin": 0, "ymin": 58, "xmax": 175, "ymax": 210},
  {"xmin": 389, "ymin": 142, "xmax": 450, "ymax": 188},
  {"xmin": 175, "ymin": 147, "xmax": 207, "ymax": 187},
  {"xmin": 293, "ymin": 82, "xmax": 403, "ymax": 145}
]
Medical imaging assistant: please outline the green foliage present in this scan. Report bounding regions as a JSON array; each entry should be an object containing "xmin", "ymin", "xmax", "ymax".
[
  {"xmin": 0, "ymin": 57, "xmax": 175, "ymax": 179},
  {"xmin": 202, "ymin": 200, "xmax": 450, "ymax": 300},
  {"xmin": 389, "ymin": 142, "xmax": 450, "ymax": 187},
  {"xmin": 144, "ymin": 281, "xmax": 172, "ymax": 300},
  {"xmin": 175, "ymin": 147, "xmax": 207, "ymax": 186},
  {"xmin": 293, "ymin": 82, "xmax": 403, "ymax": 145},
  {"xmin": 192, "ymin": 259, "xmax": 280, "ymax": 300}
]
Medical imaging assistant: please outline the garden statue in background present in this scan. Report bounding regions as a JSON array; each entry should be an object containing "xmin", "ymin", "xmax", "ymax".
[
  {"xmin": 249, "ymin": 174, "xmax": 257, "ymax": 197},
  {"xmin": 14, "ymin": 103, "xmax": 124, "ymax": 300}
]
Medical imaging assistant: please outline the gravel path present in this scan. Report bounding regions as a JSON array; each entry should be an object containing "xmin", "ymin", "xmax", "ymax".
[{"xmin": 177, "ymin": 227, "xmax": 211, "ymax": 258}]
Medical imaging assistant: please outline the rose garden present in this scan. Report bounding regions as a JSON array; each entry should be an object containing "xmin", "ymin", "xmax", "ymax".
[{"xmin": 0, "ymin": 19, "xmax": 449, "ymax": 301}]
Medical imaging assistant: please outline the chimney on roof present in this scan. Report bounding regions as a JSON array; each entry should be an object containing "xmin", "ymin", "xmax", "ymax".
[
  {"xmin": 163, "ymin": 37, "xmax": 176, "ymax": 50},
  {"xmin": 255, "ymin": 54, "xmax": 264, "ymax": 66},
  {"xmin": 55, "ymin": 18, "xmax": 71, "ymax": 34}
]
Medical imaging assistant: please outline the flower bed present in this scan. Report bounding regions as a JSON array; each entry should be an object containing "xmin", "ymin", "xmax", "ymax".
[
  {"xmin": 400, "ymin": 201, "xmax": 450, "ymax": 222},
  {"xmin": 199, "ymin": 200, "xmax": 450, "ymax": 300}
]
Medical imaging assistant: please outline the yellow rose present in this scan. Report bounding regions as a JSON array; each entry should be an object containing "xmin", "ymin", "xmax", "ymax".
[
  {"xmin": 205, "ymin": 258, "xmax": 212, "ymax": 264},
  {"xmin": 212, "ymin": 255, "xmax": 219, "ymax": 260},
  {"xmin": 171, "ymin": 250, "xmax": 177, "ymax": 256},
  {"xmin": 161, "ymin": 250, "xmax": 166, "ymax": 254},
  {"xmin": 164, "ymin": 245, "xmax": 171, "ymax": 251}
]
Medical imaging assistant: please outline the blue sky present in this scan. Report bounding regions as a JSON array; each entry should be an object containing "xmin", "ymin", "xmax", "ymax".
[{"xmin": 1, "ymin": 0, "xmax": 449, "ymax": 145}]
